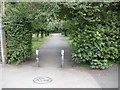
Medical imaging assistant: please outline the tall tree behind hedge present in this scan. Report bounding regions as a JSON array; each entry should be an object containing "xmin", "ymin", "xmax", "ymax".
[
  {"xmin": 57, "ymin": 2, "xmax": 119, "ymax": 69},
  {"xmin": 3, "ymin": 2, "xmax": 60, "ymax": 64}
]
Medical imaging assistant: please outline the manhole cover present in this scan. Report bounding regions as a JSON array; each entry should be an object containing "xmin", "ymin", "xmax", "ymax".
[{"xmin": 33, "ymin": 76, "xmax": 52, "ymax": 84}]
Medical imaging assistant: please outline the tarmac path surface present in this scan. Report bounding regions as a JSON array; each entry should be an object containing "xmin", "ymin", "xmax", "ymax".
[
  {"xmin": 1, "ymin": 33, "xmax": 118, "ymax": 88},
  {"xmin": 38, "ymin": 33, "xmax": 73, "ymax": 68}
]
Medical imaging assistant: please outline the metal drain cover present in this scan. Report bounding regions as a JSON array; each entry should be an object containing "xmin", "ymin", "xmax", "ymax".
[{"xmin": 33, "ymin": 76, "xmax": 52, "ymax": 84}]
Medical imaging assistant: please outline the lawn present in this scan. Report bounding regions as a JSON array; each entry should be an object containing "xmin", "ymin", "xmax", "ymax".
[
  {"xmin": 62, "ymin": 35, "xmax": 73, "ymax": 49},
  {"xmin": 32, "ymin": 34, "xmax": 50, "ymax": 53}
]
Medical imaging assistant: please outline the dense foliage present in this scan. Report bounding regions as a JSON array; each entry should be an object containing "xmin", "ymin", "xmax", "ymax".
[
  {"xmin": 3, "ymin": 3, "xmax": 32, "ymax": 63},
  {"xmin": 2, "ymin": 2, "xmax": 119, "ymax": 69},
  {"xmin": 3, "ymin": 2, "xmax": 58, "ymax": 63},
  {"xmin": 57, "ymin": 2, "xmax": 119, "ymax": 69},
  {"xmin": 90, "ymin": 59, "xmax": 108, "ymax": 69}
]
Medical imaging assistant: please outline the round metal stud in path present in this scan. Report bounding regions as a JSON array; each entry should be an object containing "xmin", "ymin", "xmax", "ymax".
[{"xmin": 33, "ymin": 76, "xmax": 52, "ymax": 84}]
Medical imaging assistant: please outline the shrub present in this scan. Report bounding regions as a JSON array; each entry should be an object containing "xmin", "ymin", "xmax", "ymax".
[
  {"xmin": 4, "ymin": 16, "xmax": 32, "ymax": 64},
  {"xmin": 90, "ymin": 59, "xmax": 108, "ymax": 69},
  {"xmin": 60, "ymin": 3, "xmax": 119, "ymax": 69}
]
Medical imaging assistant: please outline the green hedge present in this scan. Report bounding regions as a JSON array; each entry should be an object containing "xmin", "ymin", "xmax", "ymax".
[
  {"xmin": 59, "ymin": 3, "xmax": 119, "ymax": 69},
  {"xmin": 90, "ymin": 59, "xmax": 108, "ymax": 69},
  {"xmin": 4, "ymin": 16, "xmax": 32, "ymax": 64},
  {"xmin": 72, "ymin": 24, "xmax": 119, "ymax": 63},
  {"xmin": 3, "ymin": 2, "xmax": 58, "ymax": 64}
]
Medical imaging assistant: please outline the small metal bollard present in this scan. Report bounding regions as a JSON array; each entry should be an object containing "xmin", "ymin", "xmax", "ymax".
[
  {"xmin": 36, "ymin": 48, "xmax": 40, "ymax": 67},
  {"xmin": 61, "ymin": 49, "xmax": 64, "ymax": 68}
]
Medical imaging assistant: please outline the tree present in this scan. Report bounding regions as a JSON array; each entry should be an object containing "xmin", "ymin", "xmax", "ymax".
[{"xmin": 56, "ymin": 2, "xmax": 119, "ymax": 69}]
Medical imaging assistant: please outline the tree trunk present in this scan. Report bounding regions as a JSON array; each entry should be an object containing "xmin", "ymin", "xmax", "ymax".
[
  {"xmin": 64, "ymin": 30, "xmax": 67, "ymax": 36},
  {"xmin": 36, "ymin": 32, "xmax": 39, "ymax": 41},
  {"xmin": 47, "ymin": 31, "xmax": 50, "ymax": 36},
  {"xmin": 45, "ymin": 31, "xmax": 47, "ymax": 37},
  {"xmin": 41, "ymin": 31, "xmax": 44, "ymax": 38}
]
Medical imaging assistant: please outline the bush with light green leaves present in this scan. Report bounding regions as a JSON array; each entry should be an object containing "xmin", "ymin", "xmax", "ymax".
[
  {"xmin": 90, "ymin": 59, "xmax": 108, "ymax": 69},
  {"xmin": 58, "ymin": 2, "xmax": 119, "ymax": 69}
]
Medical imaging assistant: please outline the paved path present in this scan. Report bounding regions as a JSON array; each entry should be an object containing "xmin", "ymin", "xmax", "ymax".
[
  {"xmin": 1, "ymin": 33, "xmax": 118, "ymax": 88},
  {"xmin": 89, "ymin": 65, "xmax": 118, "ymax": 88},
  {"xmin": 38, "ymin": 33, "xmax": 72, "ymax": 68},
  {"xmin": 2, "ymin": 64, "xmax": 101, "ymax": 88},
  {"xmin": 2, "ymin": 33, "xmax": 100, "ymax": 88}
]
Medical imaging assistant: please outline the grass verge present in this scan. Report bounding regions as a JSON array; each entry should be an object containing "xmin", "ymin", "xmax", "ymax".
[
  {"xmin": 62, "ymin": 35, "xmax": 73, "ymax": 48},
  {"xmin": 32, "ymin": 34, "xmax": 50, "ymax": 53}
]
